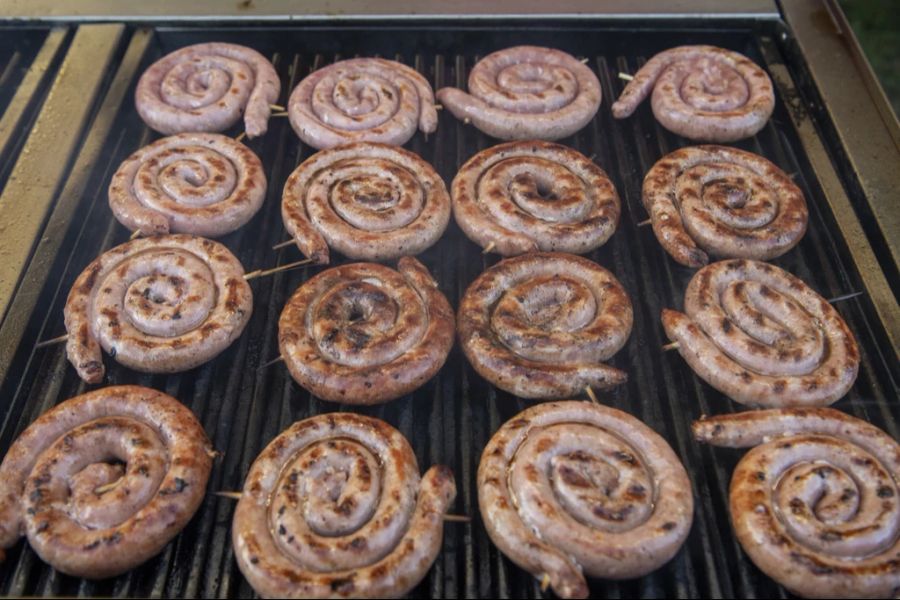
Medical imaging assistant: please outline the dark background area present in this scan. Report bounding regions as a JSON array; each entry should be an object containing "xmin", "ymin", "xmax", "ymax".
[{"xmin": 840, "ymin": 0, "xmax": 900, "ymax": 118}]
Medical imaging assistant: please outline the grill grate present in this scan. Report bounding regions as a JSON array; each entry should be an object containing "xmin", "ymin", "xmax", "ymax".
[{"xmin": 0, "ymin": 22, "xmax": 897, "ymax": 599}]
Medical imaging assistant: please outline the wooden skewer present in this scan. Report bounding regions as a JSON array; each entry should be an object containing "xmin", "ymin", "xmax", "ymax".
[
  {"xmin": 482, "ymin": 242, "xmax": 495, "ymax": 255},
  {"xmin": 442, "ymin": 514, "xmax": 472, "ymax": 523},
  {"xmin": 272, "ymin": 238, "xmax": 294, "ymax": 250},
  {"xmin": 269, "ymin": 103, "xmax": 286, "ymax": 112},
  {"xmin": 94, "ymin": 480, "xmax": 120, "ymax": 495},
  {"xmin": 214, "ymin": 489, "xmax": 469, "ymax": 525},
  {"xmin": 129, "ymin": 229, "xmax": 142, "ymax": 240},
  {"xmin": 235, "ymin": 131, "xmax": 247, "ymax": 143},
  {"xmin": 828, "ymin": 291, "xmax": 864, "ymax": 303},
  {"xmin": 580, "ymin": 57, "xmax": 589, "ymax": 64},
  {"xmin": 271, "ymin": 112, "xmax": 289, "ymax": 118},
  {"xmin": 637, "ymin": 218, "xmax": 652, "ymax": 227},
  {"xmin": 435, "ymin": 104, "xmax": 443, "ymax": 110},
  {"xmin": 585, "ymin": 386, "xmax": 599, "ymax": 405},
  {"xmin": 244, "ymin": 258, "xmax": 313, "ymax": 281},
  {"xmin": 214, "ymin": 491, "xmax": 243, "ymax": 500},
  {"xmin": 257, "ymin": 355, "xmax": 285, "ymax": 371},
  {"xmin": 35, "ymin": 333, "xmax": 69, "ymax": 348},
  {"xmin": 618, "ymin": 72, "xmax": 634, "ymax": 81},
  {"xmin": 540, "ymin": 573, "xmax": 551, "ymax": 592},
  {"xmin": 663, "ymin": 341, "xmax": 680, "ymax": 352}
]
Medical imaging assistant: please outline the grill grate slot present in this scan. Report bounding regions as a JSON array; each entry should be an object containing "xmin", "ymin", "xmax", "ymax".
[{"xmin": 0, "ymin": 23, "xmax": 897, "ymax": 599}]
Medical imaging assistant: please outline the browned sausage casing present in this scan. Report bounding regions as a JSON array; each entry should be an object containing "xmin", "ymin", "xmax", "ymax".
[
  {"xmin": 436, "ymin": 46, "xmax": 601, "ymax": 141},
  {"xmin": 452, "ymin": 141, "xmax": 620, "ymax": 256},
  {"xmin": 662, "ymin": 259, "xmax": 859, "ymax": 407},
  {"xmin": 136, "ymin": 42, "xmax": 280, "ymax": 138},
  {"xmin": 65, "ymin": 234, "xmax": 252, "ymax": 383},
  {"xmin": 109, "ymin": 133, "xmax": 266, "ymax": 237},
  {"xmin": 288, "ymin": 58, "xmax": 437, "ymax": 150},
  {"xmin": 694, "ymin": 408, "xmax": 900, "ymax": 598},
  {"xmin": 479, "ymin": 401, "xmax": 694, "ymax": 599},
  {"xmin": 233, "ymin": 412, "xmax": 456, "ymax": 598},
  {"xmin": 642, "ymin": 145, "xmax": 807, "ymax": 267},
  {"xmin": 278, "ymin": 257, "xmax": 454, "ymax": 404},
  {"xmin": 0, "ymin": 385, "xmax": 212, "ymax": 578},
  {"xmin": 458, "ymin": 252, "xmax": 632, "ymax": 399},
  {"xmin": 281, "ymin": 143, "xmax": 450, "ymax": 264},
  {"xmin": 612, "ymin": 45, "xmax": 774, "ymax": 142}
]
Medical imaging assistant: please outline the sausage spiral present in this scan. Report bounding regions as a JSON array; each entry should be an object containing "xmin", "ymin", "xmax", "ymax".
[
  {"xmin": 135, "ymin": 42, "xmax": 280, "ymax": 138},
  {"xmin": 612, "ymin": 45, "xmax": 775, "ymax": 142},
  {"xmin": 288, "ymin": 58, "xmax": 437, "ymax": 150},
  {"xmin": 65, "ymin": 234, "xmax": 253, "ymax": 384},
  {"xmin": 642, "ymin": 145, "xmax": 807, "ymax": 267},
  {"xmin": 459, "ymin": 253, "xmax": 632, "ymax": 399},
  {"xmin": 662, "ymin": 260, "xmax": 859, "ymax": 407},
  {"xmin": 233, "ymin": 412, "xmax": 456, "ymax": 599},
  {"xmin": 436, "ymin": 45, "xmax": 602, "ymax": 141},
  {"xmin": 479, "ymin": 401, "xmax": 693, "ymax": 599},
  {"xmin": 694, "ymin": 408, "xmax": 900, "ymax": 598},
  {"xmin": 278, "ymin": 257, "xmax": 454, "ymax": 404},
  {"xmin": 108, "ymin": 133, "xmax": 266, "ymax": 237},
  {"xmin": 452, "ymin": 141, "xmax": 620, "ymax": 256},
  {"xmin": 0, "ymin": 385, "xmax": 212, "ymax": 578},
  {"xmin": 281, "ymin": 143, "xmax": 450, "ymax": 264}
]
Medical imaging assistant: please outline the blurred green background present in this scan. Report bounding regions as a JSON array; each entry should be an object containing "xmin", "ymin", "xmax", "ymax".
[{"xmin": 839, "ymin": 0, "xmax": 900, "ymax": 118}]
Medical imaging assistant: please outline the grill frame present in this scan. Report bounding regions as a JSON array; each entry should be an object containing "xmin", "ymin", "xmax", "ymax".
[{"xmin": 0, "ymin": 15, "xmax": 897, "ymax": 600}]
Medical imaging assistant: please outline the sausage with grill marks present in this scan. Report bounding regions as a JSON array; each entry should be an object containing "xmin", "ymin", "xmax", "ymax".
[
  {"xmin": 65, "ymin": 234, "xmax": 252, "ymax": 383},
  {"xmin": 436, "ymin": 46, "xmax": 602, "ymax": 141},
  {"xmin": 661, "ymin": 259, "xmax": 859, "ymax": 407},
  {"xmin": 0, "ymin": 385, "xmax": 212, "ymax": 578},
  {"xmin": 479, "ymin": 401, "xmax": 693, "ymax": 598},
  {"xmin": 233, "ymin": 412, "xmax": 456, "ymax": 598},
  {"xmin": 136, "ymin": 42, "xmax": 280, "ymax": 138},
  {"xmin": 694, "ymin": 408, "xmax": 900, "ymax": 598}
]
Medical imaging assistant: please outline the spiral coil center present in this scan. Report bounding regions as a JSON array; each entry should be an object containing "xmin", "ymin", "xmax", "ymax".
[
  {"xmin": 511, "ymin": 424, "xmax": 655, "ymax": 536},
  {"xmin": 309, "ymin": 158, "xmax": 424, "ymax": 232},
  {"xmin": 138, "ymin": 147, "xmax": 239, "ymax": 209},
  {"xmin": 160, "ymin": 56, "xmax": 252, "ymax": 110},
  {"xmin": 310, "ymin": 276, "xmax": 426, "ymax": 369},
  {"xmin": 25, "ymin": 417, "xmax": 168, "ymax": 533},
  {"xmin": 486, "ymin": 62, "xmax": 578, "ymax": 112},
  {"xmin": 267, "ymin": 438, "xmax": 388, "ymax": 572},
  {"xmin": 481, "ymin": 157, "xmax": 591, "ymax": 225},
  {"xmin": 315, "ymin": 73, "xmax": 401, "ymax": 129},
  {"xmin": 765, "ymin": 437, "xmax": 900, "ymax": 560},
  {"xmin": 100, "ymin": 249, "xmax": 217, "ymax": 339},
  {"xmin": 678, "ymin": 162, "xmax": 778, "ymax": 231},
  {"xmin": 675, "ymin": 58, "xmax": 750, "ymax": 112}
]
